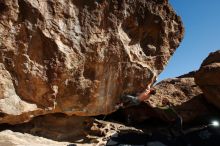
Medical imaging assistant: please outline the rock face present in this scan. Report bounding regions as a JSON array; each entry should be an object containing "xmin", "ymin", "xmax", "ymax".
[
  {"xmin": 195, "ymin": 50, "xmax": 220, "ymax": 109},
  {"xmin": 0, "ymin": 0, "xmax": 183, "ymax": 124},
  {"xmin": 146, "ymin": 76, "xmax": 214, "ymax": 122},
  {"xmin": 148, "ymin": 77, "xmax": 201, "ymax": 108}
]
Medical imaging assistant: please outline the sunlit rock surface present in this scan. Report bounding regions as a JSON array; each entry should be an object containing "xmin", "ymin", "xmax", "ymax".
[
  {"xmin": 0, "ymin": 130, "xmax": 70, "ymax": 146},
  {"xmin": 117, "ymin": 72, "xmax": 215, "ymax": 123},
  {"xmin": 195, "ymin": 50, "xmax": 220, "ymax": 109},
  {"xmin": 0, "ymin": 0, "xmax": 183, "ymax": 124},
  {"xmin": 147, "ymin": 76, "xmax": 214, "ymax": 122}
]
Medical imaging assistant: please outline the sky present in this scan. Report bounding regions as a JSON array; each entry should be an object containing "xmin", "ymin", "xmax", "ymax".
[{"xmin": 157, "ymin": 0, "xmax": 220, "ymax": 81}]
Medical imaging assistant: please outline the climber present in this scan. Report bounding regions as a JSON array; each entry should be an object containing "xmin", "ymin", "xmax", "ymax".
[
  {"xmin": 117, "ymin": 73, "xmax": 157, "ymax": 108},
  {"xmin": 119, "ymin": 88, "xmax": 156, "ymax": 108}
]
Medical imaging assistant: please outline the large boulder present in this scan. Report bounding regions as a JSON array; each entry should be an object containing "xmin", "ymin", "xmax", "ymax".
[
  {"xmin": 148, "ymin": 77, "xmax": 201, "ymax": 108},
  {"xmin": 147, "ymin": 76, "xmax": 214, "ymax": 122},
  {"xmin": 195, "ymin": 50, "xmax": 220, "ymax": 109},
  {"xmin": 0, "ymin": 0, "xmax": 183, "ymax": 124}
]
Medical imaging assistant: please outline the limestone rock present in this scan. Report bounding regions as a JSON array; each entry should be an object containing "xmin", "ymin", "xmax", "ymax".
[
  {"xmin": 0, "ymin": 0, "xmax": 184, "ymax": 124},
  {"xmin": 195, "ymin": 50, "xmax": 220, "ymax": 109}
]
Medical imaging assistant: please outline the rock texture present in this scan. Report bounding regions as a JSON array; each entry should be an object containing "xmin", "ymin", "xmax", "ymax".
[
  {"xmin": 195, "ymin": 50, "xmax": 220, "ymax": 109},
  {"xmin": 0, "ymin": 130, "xmax": 70, "ymax": 146},
  {"xmin": 0, "ymin": 114, "xmax": 142, "ymax": 146},
  {"xmin": 148, "ymin": 77, "xmax": 201, "ymax": 108},
  {"xmin": 132, "ymin": 75, "xmax": 214, "ymax": 123},
  {"xmin": 147, "ymin": 76, "xmax": 214, "ymax": 122},
  {"xmin": 0, "ymin": 0, "xmax": 183, "ymax": 124},
  {"xmin": 107, "ymin": 74, "xmax": 215, "ymax": 123}
]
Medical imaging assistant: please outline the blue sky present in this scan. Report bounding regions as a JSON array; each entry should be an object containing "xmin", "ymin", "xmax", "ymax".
[{"xmin": 158, "ymin": 0, "xmax": 220, "ymax": 81}]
